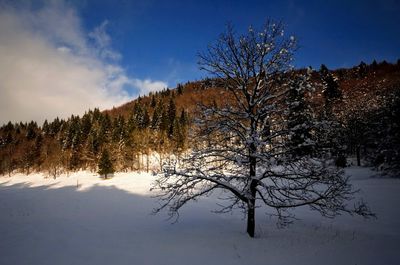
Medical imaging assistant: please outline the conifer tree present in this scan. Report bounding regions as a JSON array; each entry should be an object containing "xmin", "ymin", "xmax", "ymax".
[
  {"xmin": 177, "ymin": 83, "xmax": 184, "ymax": 95},
  {"xmin": 98, "ymin": 149, "xmax": 114, "ymax": 179},
  {"xmin": 151, "ymin": 101, "xmax": 163, "ymax": 130},
  {"xmin": 319, "ymin": 64, "xmax": 341, "ymax": 112},
  {"xmin": 150, "ymin": 95, "xmax": 157, "ymax": 108},
  {"xmin": 179, "ymin": 109, "xmax": 187, "ymax": 126},
  {"xmin": 141, "ymin": 109, "xmax": 150, "ymax": 129},
  {"xmin": 371, "ymin": 59, "xmax": 378, "ymax": 70},
  {"xmin": 358, "ymin": 61, "xmax": 367, "ymax": 74},
  {"xmin": 26, "ymin": 121, "xmax": 37, "ymax": 140},
  {"xmin": 160, "ymin": 108, "xmax": 169, "ymax": 132},
  {"xmin": 167, "ymin": 97, "xmax": 176, "ymax": 137},
  {"xmin": 81, "ymin": 113, "xmax": 93, "ymax": 137},
  {"xmin": 286, "ymin": 70, "xmax": 315, "ymax": 157},
  {"xmin": 42, "ymin": 120, "xmax": 50, "ymax": 135}
]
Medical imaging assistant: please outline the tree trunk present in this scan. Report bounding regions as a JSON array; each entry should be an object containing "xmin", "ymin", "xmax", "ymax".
[
  {"xmin": 356, "ymin": 146, "xmax": 361, "ymax": 166},
  {"xmin": 146, "ymin": 150, "xmax": 150, "ymax": 173},
  {"xmin": 247, "ymin": 178, "xmax": 257, "ymax": 237},
  {"xmin": 247, "ymin": 199, "xmax": 256, "ymax": 237},
  {"xmin": 247, "ymin": 140, "xmax": 257, "ymax": 238},
  {"xmin": 159, "ymin": 152, "xmax": 163, "ymax": 171}
]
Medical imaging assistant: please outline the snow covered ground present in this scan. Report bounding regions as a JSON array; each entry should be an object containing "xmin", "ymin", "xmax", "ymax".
[{"xmin": 0, "ymin": 167, "xmax": 399, "ymax": 265}]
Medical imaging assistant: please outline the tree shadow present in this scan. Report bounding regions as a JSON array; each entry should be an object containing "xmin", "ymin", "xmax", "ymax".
[{"xmin": 0, "ymin": 180, "xmax": 244, "ymax": 265}]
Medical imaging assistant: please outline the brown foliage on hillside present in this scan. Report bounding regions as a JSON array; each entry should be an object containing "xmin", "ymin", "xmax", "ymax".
[{"xmin": 1, "ymin": 60, "xmax": 399, "ymax": 175}]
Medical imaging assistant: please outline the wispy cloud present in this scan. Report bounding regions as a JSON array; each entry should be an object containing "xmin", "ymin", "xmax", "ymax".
[
  {"xmin": 89, "ymin": 20, "xmax": 122, "ymax": 61},
  {"xmin": 0, "ymin": 1, "xmax": 167, "ymax": 124}
]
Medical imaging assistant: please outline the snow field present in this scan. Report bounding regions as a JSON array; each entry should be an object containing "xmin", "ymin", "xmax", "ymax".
[{"xmin": 0, "ymin": 167, "xmax": 399, "ymax": 265}]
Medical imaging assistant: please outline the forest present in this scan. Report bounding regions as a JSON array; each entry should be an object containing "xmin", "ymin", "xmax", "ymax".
[{"xmin": 0, "ymin": 60, "xmax": 399, "ymax": 177}]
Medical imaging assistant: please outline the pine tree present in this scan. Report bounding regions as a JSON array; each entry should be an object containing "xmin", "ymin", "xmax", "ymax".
[
  {"xmin": 167, "ymin": 97, "xmax": 176, "ymax": 137},
  {"xmin": 141, "ymin": 109, "xmax": 150, "ymax": 129},
  {"xmin": 371, "ymin": 59, "xmax": 378, "ymax": 70},
  {"xmin": 42, "ymin": 120, "xmax": 50, "ymax": 135},
  {"xmin": 26, "ymin": 121, "xmax": 38, "ymax": 140},
  {"xmin": 34, "ymin": 133, "xmax": 43, "ymax": 170},
  {"xmin": 49, "ymin": 117, "xmax": 61, "ymax": 136},
  {"xmin": 358, "ymin": 61, "xmax": 367, "ymax": 77},
  {"xmin": 98, "ymin": 149, "xmax": 114, "ymax": 179},
  {"xmin": 126, "ymin": 113, "xmax": 137, "ymax": 133},
  {"xmin": 150, "ymin": 95, "xmax": 157, "ymax": 108},
  {"xmin": 81, "ymin": 112, "xmax": 93, "ymax": 137},
  {"xmin": 286, "ymin": 70, "xmax": 315, "ymax": 157},
  {"xmin": 319, "ymin": 64, "xmax": 341, "ymax": 117},
  {"xmin": 177, "ymin": 83, "xmax": 184, "ymax": 95},
  {"xmin": 151, "ymin": 101, "xmax": 163, "ymax": 130},
  {"xmin": 160, "ymin": 108, "xmax": 169, "ymax": 132},
  {"xmin": 179, "ymin": 109, "xmax": 187, "ymax": 127}
]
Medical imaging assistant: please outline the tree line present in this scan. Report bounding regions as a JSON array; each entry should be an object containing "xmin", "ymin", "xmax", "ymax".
[
  {"xmin": 0, "ymin": 60, "xmax": 399, "ymax": 177},
  {"xmin": 0, "ymin": 93, "xmax": 189, "ymax": 177}
]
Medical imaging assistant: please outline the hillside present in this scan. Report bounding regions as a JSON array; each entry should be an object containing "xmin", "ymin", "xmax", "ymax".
[
  {"xmin": 106, "ymin": 60, "xmax": 400, "ymax": 120},
  {"xmin": 0, "ymin": 60, "xmax": 399, "ymax": 176}
]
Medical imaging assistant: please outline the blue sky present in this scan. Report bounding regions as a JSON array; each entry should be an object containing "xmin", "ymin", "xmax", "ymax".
[
  {"xmin": 77, "ymin": 0, "xmax": 400, "ymax": 84},
  {"xmin": 0, "ymin": 0, "xmax": 399, "ymax": 124}
]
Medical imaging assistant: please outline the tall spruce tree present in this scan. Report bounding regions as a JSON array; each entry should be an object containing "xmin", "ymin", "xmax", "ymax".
[
  {"xmin": 167, "ymin": 97, "xmax": 176, "ymax": 137},
  {"xmin": 286, "ymin": 70, "xmax": 315, "ymax": 157},
  {"xmin": 98, "ymin": 149, "xmax": 114, "ymax": 179},
  {"xmin": 319, "ymin": 64, "xmax": 341, "ymax": 116}
]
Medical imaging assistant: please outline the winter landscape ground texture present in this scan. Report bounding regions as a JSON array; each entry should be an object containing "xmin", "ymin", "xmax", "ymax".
[{"xmin": 0, "ymin": 167, "xmax": 399, "ymax": 265}]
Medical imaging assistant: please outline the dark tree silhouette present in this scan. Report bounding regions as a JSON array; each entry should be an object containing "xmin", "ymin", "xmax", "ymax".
[
  {"xmin": 153, "ymin": 21, "xmax": 373, "ymax": 238},
  {"xmin": 98, "ymin": 149, "xmax": 114, "ymax": 179}
]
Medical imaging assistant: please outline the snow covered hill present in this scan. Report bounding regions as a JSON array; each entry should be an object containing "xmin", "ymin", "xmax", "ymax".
[{"xmin": 0, "ymin": 167, "xmax": 399, "ymax": 265}]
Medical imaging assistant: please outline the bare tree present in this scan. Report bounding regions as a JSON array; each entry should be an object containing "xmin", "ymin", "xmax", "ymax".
[{"xmin": 152, "ymin": 21, "xmax": 373, "ymax": 238}]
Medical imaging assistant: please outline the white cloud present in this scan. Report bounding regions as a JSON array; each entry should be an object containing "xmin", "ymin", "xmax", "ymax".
[
  {"xmin": 89, "ymin": 20, "xmax": 121, "ymax": 61},
  {"xmin": 133, "ymin": 79, "xmax": 168, "ymax": 95},
  {"xmin": 0, "ymin": 1, "xmax": 167, "ymax": 124}
]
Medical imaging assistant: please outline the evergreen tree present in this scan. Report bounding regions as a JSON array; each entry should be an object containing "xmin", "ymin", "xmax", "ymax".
[
  {"xmin": 179, "ymin": 109, "xmax": 187, "ymax": 127},
  {"xmin": 286, "ymin": 70, "xmax": 314, "ymax": 157},
  {"xmin": 34, "ymin": 133, "xmax": 43, "ymax": 170},
  {"xmin": 371, "ymin": 59, "xmax": 378, "ymax": 70},
  {"xmin": 167, "ymin": 97, "xmax": 176, "ymax": 137},
  {"xmin": 4, "ymin": 131, "xmax": 15, "ymax": 176},
  {"xmin": 98, "ymin": 149, "xmax": 114, "ymax": 179},
  {"xmin": 319, "ymin": 64, "xmax": 341, "ymax": 117},
  {"xmin": 87, "ymin": 127, "xmax": 100, "ymax": 158},
  {"xmin": 26, "ymin": 121, "xmax": 37, "ymax": 140},
  {"xmin": 98, "ymin": 113, "xmax": 111, "ymax": 147},
  {"xmin": 81, "ymin": 112, "xmax": 93, "ymax": 137},
  {"xmin": 112, "ymin": 115, "xmax": 126, "ymax": 142},
  {"xmin": 92, "ymin": 108, "xmax": 101, "ymax": 122},
  {"xmin": 42, "ymin": 120, "xmax": 50, "ymax": 135},
  {"xmin": 49, "ymin": 117, "xmax": 61, "ymax": 136},
  {"xmin": 141, "ymin": 109, "xmax": 150, "ymax": 129},
  {"xmin": 151, "ymin": 101, "xmax": 163, "ymax": 130},
  {"xmin": 177, "ymin": 83, "xmax": 184, "ymax": 95},
  {"xmin": 358, "ymin": 61, "xmax": 367, "ymax": 77},
  {"xmin": 150, "ymin": 95, "xmax": 157, "ymax": 108},
  {"xmin": 172, "ymin": 119, "xmax": 186, "ymax": 152}
]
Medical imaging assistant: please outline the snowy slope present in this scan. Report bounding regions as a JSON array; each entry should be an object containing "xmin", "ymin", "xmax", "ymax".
[{"xmin": 0, "ymin": 167, "xmax": 399, "ymax": 265}]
